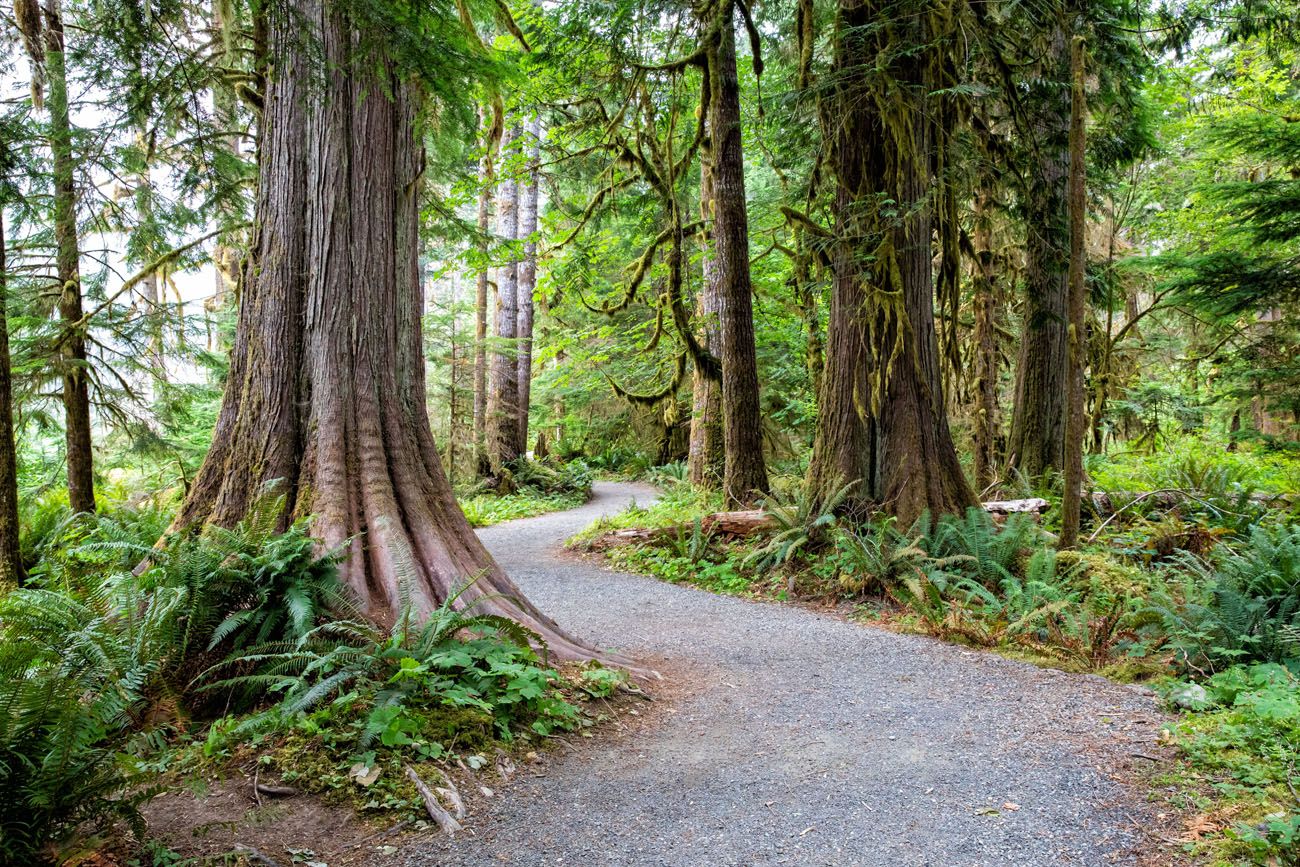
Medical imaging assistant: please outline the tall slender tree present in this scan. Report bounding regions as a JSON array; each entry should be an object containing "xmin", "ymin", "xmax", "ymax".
[
  {"xmin": 706, "ymin": 0, "xmax": 768, "ymax": 506},
  {"xmin": 21, "ymin": 0, "xmax": 96, "ymax": 513},
  {"xmin": 1061, "ymin": 33, "xmax": 1088, "ymax": 548},
  {"xmin": 0, "ymin": 208, "xmax": 21, "ymax": 586},
  {"xmin": 489, "ymin": 122, "xmax": 523, "ymax": 469},
  {"xmin": 1007, "ymin": 14, "xmax": 1072, "ymax": 480},
  {"xmin": 174, "ymin": 0, "xmax": 603, "ymax": 660},
  {"xmin": 473, "ymin": 102, "xmax": 502, "ymax": 472},
  {"xmin": 516, "ymin": 116, "xmax": 541, "ymax": 451},
  {"xmin": 688, "ymin": 127, "xmax": 724, "ymax": 487}
]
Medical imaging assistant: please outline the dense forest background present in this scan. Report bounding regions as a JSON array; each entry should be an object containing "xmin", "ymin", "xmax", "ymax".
[{"xmin": 1, "ymin": 0, "xmax": 1299, "ymax": 863}]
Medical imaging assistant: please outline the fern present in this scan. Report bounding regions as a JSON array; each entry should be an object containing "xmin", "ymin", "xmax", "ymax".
[{"xmin": 1156, "ymin": 524, "xmax": 1300, "ymax": 672}]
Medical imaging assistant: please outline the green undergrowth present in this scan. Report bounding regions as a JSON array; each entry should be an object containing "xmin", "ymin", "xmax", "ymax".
[
  {"xmin": 457, "ymin": 459, "xmax": 594, "ymax": 526},
  {"xmin": 0, "ymin": 486, "xmax": 626, "ymax": 864},
  {"xmin": 1155, "ymin": 665, "xmax": 1300, "ymax": 865},
  {"xmin": 460, "ymin": 488, "xmax": 588, "ymax": 526}
]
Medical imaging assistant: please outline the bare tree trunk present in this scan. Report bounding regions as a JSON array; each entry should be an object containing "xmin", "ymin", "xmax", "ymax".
[
  {"xmin": 708, "ymin": 3, "xmax": 768, "ymax": 506},
  {"xmin": 473, "ymin": 103, "xmax": 501, "ymax": 473},
  {"xmin": 1008, "ymin": 21, "xmax": 1071, "ymax": 480},
  {"xmin": 688, "ymin": 128, "xmax": 723, "ymax": 487},
  {"xmin": 175, "ymin": 0, "xmax": 606, "ymax": 662},
  {"xmin": 516, "ymin": 116, "xmax": 540, "ymax": 453},
  {"xmin": 971, "ymin": 190, "xmax": 1002, "ymax": 491},
  {"xmin": 489, "ymin": 123, "xmax": 522, "ymax": 469},
  {"xmin": 806, "ymin": 0, "xmax": 974, "ymax": 523},
  {"xmin": 43, "ymin": 0, "xmax": 94, "ymax": 514},
  {"xmin": 0, "ymin": 211, "xmax": 22, "ymax": 586},
  {"xmin": 1060, "ymin": 34, "xmax": 1088, "ymax": 549}
]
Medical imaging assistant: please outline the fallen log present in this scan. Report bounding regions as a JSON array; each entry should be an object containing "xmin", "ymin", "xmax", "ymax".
[
  {"xmin": 981, "ymin": 498, "xmax": 1051, "ymax": 515},
  {"xmin": 700, "ymin": 510, "xmax": 778, "ymax": 536}
]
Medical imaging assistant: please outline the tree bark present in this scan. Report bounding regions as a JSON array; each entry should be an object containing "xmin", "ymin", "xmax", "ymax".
[
  {"xmin": 806, "ymin": 0, "xmax": 975, "ymax": 524},
  {"xmin": 516, "ymin": 116, "xmax": 540, "ymax": 452},
  {"xmin": 688, "ymin": 126, "xmax": 724, "ymax": 487},
  {"xmin": 489, "ymin": 123, "xmax": 523, "ymax": 469},
  {"xmin": 1060, "ymin": 34, "xmax": 1088, "ymax": 549},
  {"xmin": 473, "ymin": 103, "xmax": 501, "ymax": 475},
  {"xmin": 0, "ymin": 210, "xmax": 22, "ymax": 587},
  {"xmin": 1007, "ymin": 20, "xmax": 1071, "ymax": 480},
  {"xmin": 708, "ymin": 3, "xmax": 768, "ymax": 506},
  {"xmin": 971, "ymin": 190, "xmax": 1002, "ymax": 491},
  {"xmin": 44, "ymin": 0, "xmax": 94, "ymax": 514},
  {"xmin": 175, "ymin": 0, "xmax": 605, "ymax": 662}
]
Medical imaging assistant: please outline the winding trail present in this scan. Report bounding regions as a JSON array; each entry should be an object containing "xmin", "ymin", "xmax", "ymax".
[{"xmin": 406, "ymin": 482, "xmax": 1168, "ymax": 866}]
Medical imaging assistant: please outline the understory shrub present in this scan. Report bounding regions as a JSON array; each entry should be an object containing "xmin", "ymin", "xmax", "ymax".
[
  {"xmin": 0, "ymin": 496, "xmax": 340, "ymax": 861},
  {"xmin": 1154, "ymin": 524, "xmax": 1300, "ymax": 674},
  {"xmin": 2, "ymin": 490, "xmax": 613, "ymax": 863},
  {"xmin": 1167, "ymin": 664, "xmax": 1300, "ymax": 864}
]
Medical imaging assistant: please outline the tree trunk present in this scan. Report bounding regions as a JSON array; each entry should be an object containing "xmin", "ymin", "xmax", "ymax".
[
  {"xmin": 688, "ymin": 126, "xmax": 724, "ymax": 487},
  {"xmin": 806, "ymin": 0, "xmax": 974, "ymax": 524},
  {"xmin": 175, "ymin": 0, "xmax": 604, "ymax": 662},
  {"xmin": 473, "ymin": 103, "xmax": 500, "ymax": 475},
  {"xmin": 1007, "ymin": 21, "xmax": 1071, "ymax": 480},
  {"xmin": 489, "ymin": 123, "xmax": 522, "ymax": 469},
  {"xmin": 208, "ymin": 0, "xmax": 243, "ymax": 343},
  {"xmin": 44, "ymin": 0, "xmax": 94, "ymax": 514},
  {"xmin": 0, "ymin": 211, "xmax": 22, "ymax": 587},
  {"xmin": 708, "ymin": 3, "xmax": 768, "ymax": 506},
  {"xmin": 516, "ymin": 116, "xmax": 540, "ymax": 453},
  {"xmin": 971, "ymin": 190, "xmax": 1002, "ymax": 491},
  {"xmin": 1060, "ymin": 34, "xmax": 1088, "ymax": 549},
  {"xmin": 792, "ymin": 225, "xmax": 824, "ymax": 400}
]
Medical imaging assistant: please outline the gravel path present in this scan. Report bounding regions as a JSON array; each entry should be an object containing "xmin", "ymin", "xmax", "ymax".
[{"xmin": 405, "ymin": 482, "xmax": 1168, "ymax": 866}]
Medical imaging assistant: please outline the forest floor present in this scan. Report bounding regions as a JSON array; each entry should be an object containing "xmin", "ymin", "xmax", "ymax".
[{"xmin": 397, "ymin": 481, "xmax": 1188, "ymax": 867}]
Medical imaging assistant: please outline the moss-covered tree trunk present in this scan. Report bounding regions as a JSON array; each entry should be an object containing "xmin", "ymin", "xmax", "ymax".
[
  {"xmin": 176, "ymin": 0, "xmax": 603, "ymax": 661},
  {"xmin": 708, "ymin": 3, "xmax": 768, "ymax": 506},
  {"xmin": 971, "ymin": 190, "xmax": 1002, "ymax": 491},
  {"xmin": 688, "ymin": 131, "xmax": 724, "ymax": 488},
  {"xmin": 806, "ymin": 0, "xmax": 974, "ymax": 523},
  {"xmin": 0, "ymin": 211, "xmax": 22, "ymax": 587},
  {"xmin": 1008, "ymin": 21, "xmax": 1071, "ymax": 480},
  {"xmin": 1060, "ymin": 33, "xmax": 1088, "ymax": 549},
  {"xmin": 43, "ymin": 0, "xmax": 95, "ymax": 514}
]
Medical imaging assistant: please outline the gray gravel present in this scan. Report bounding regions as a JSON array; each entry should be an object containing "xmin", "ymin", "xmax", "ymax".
[{"xmin": 404, "ymin": 482, "xmax": 1168, "ymax": 866}]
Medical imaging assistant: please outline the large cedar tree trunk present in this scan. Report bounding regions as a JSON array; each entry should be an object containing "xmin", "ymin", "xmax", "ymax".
[
  {"xmin": 176, "ymin": 2, "xmax": 602, "ymax": 661},
  {"xmin": 1007, "ymin": 22, "xmax": 1071, "ymax": 479},
  {"xmin": 806, "ymin": 0, "xmax": 974, "ymax": 523},
  {"xmin": 687, "ymin": 133, "xmax": 724, "ymax": 487},
  {"xmin": 516, "ymin": 117, "xmax": 540, "ymax": 451},
  {"xmin": 708, "ymin": 4, "xmax": 768, "ymax": 506},
  {"xmin": 0, "ymin": 211, "xmax": 22, "ymax": 586},
  {"xmin": 43, "ymin": 0, "xmax": 95, "ymax": 514},
  {"xmin": 489, "ymin": 123, "xmax": 523, "ymax": 469}
]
